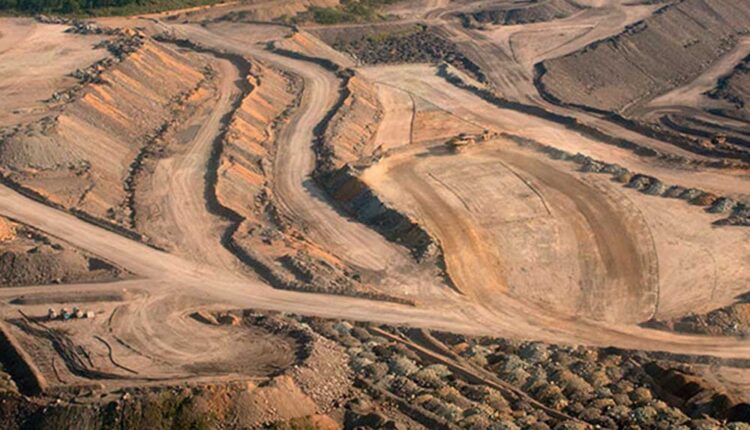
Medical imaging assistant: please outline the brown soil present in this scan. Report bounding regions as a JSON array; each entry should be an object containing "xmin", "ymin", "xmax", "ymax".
[
  {"xmin": 0, "ymin": 38, "xmax": 206, "ymax": 225},
  {"xmin": 318, "ymin": 72, "xmax": 383, "ymax": 174},
  {"xmin": 4, "ymin": 3, "xmax": 750, "ymax": 429},
  {"xmin": 0, "ymin": 216, "xmax": 123, "ymax": 287}
]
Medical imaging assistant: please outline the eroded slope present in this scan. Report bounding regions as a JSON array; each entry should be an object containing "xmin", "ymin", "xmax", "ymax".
[{"xmin": 0, "ymin": 36, "xmax": 207, "ymax": 229}]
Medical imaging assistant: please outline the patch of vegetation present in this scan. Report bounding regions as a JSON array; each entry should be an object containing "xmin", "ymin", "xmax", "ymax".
[
  {"xmin": 0, "ymin": 0, "xmax": 223, "ymax": 17},
  {"xmin": 296, "ymin": 0, "xmax": 401, "ymax": 25}
]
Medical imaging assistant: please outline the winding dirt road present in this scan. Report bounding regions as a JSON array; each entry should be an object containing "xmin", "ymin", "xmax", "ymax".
[
  {"xmin": 144, "ymin": 57, "xmax": 242, "ymax": 272},
  {"xmin": 4, "ymin": 5, "xmax": 750, "ymax": 390}
]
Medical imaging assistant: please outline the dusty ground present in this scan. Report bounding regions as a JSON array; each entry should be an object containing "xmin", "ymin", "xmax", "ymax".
[
  {"xmin": 2, "ymin": 0, "xmax": 750, "ymax": 427},
  {"xmin": 0, "ymin": 216, "xmax": 124, "ymax": 287},
  {"xmin": 0, "ymin": 19, "xmax": 109, "ymax": 127}
]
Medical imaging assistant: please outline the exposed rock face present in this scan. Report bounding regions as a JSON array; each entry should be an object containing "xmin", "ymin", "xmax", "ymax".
[
  {"xmin": 538, "ymin": 0, "xmax": 750, "ymax": 113},
  {"xmin": 458, "ymin": 0, "xmax": 584, "ymax": 27},
  {"xmin": 329, "ymin": 26, "xmax": 486, "ymax": 83},
  {"xmin": 323, "ymin": 167, "xmax": 438, "ymax": 262}
]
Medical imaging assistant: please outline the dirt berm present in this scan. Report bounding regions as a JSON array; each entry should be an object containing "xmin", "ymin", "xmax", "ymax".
[
  {"xmin": 0, "ymin": 216, "xmax": 123, "ymax": 287},
  {"xmin": 313, "ymin": 70, "xmax": 439, "ymax": 262},
  {"xmin": 708, "ymin": 54, "xmax": 750, "ymax": 122}
]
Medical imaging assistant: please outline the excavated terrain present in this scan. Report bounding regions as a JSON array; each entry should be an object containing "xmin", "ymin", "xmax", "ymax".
[
  {"xmin": 212, "ymin": 57, "xmax": 386, "ymax": 300},
  {"xmin": 0, "ymin": 216, "xmax": 123, "ymax": 287},
  {"xmin": 538, "ymin": 0, "xmax": 750, "ymax": 114},
  {"xmin": 3, "ymin": 0, "xmax": 750, "ymax": 428},
  {"xmin": 536, "ymin": 0, "xmax": 750, "ymax": 160},
  {"xmin": 3, "ymin": 314, "xmax": 750, "ymax": 429},
  {"xmin": 457, "ymin": 0, "xmax": 584, "ymax": 27},
  {"xmin": 708, "ymin": 55, "xmax": 750, "ymax": 122},
  {"xmin": 0, "ymin": 32, "xmax": 207, "ymax": 230}
]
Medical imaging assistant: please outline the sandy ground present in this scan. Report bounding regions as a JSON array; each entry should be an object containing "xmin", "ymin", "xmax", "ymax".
[
  {"xmin": 363, "ymin": 141, "xmax": 659, "ymax": 324},
  {"xmin": 361, "ymin": 64, "xmax": 750, "ymax": 200},
  {"xmin": 3, "ymin": 0, "xmax": 750, "ymax": 395},
  {"xmin": 372, "ymin": 84, "xmax": 415, "ymax": 150},
  {"xmin": 0, "ymin": 19, "xmax": 108, "ymax": 127},
  {"xmin": 138, "ymin": 57, "xmax": 242, "ymax": 272}
]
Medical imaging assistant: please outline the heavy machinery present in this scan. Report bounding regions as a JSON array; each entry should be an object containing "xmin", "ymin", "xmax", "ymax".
[{"xmin": 446, "ymin": 130, "xmax": 496, "ymax": 153}]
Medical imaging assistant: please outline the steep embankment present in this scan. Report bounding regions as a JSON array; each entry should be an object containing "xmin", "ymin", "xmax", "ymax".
[
  {"xmin": 214, "ymin": 59, "xmax": 407, "ymax": 301},
  {"xmin": 315, "ymin": 72, "xmax": 438, "ymax": 262},
  {"xmin": 216, "ymin": 62, "xmax": 295, "ymax": 225},
  {"xmin": 538, "ymin": 0, "xmax": 750, "ymax": 113},
  {"xmin": 316, "ymin": 73, "xmax": 383, "ymax": 173},
  {"xmin": 458, "ymin": 0, "xmax": 584, "ymax": 27},
  {"xmin": 0, "ymin": 37, "xmax": 205, "ymax": 228}
]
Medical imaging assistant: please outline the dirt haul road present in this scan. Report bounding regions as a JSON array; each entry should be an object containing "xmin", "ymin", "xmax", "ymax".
[
  {"xmin": 164, "ymin": 23, "xmax": 445, "ymax": 299},
  {"xmin": 3, "ymin": 21, "xmax": 750, "ymax": 363},
  {"xmin": 145, "ymin": 57, "xmax": 243, "ymax": 272},
  {"xmin": 6, "ymin": 176, "xmax": 750, "ymax": 362}
]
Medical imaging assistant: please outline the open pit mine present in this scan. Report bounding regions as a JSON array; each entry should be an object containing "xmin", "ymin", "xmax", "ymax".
[{"xmin": 2, "ymin": 0, "xmax": 750, "ymax": 428}]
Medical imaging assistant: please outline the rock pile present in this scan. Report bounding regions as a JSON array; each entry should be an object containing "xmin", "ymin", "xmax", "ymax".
[
  {"xmin": 303, "ymin": 318, "xmax": 750, "ymax": 429},
  {"xmin": 34, "ymin": 14, "xmax": 70, "ymax": 24},
  {"xmin": 97, "ymin": 32, "xmax": 145, "ymax": 59},
  {"xmin": 333, "ymin": 26, "xmax": 487, "ymax": 83},
  {"xmin": 66, "ymin": 21, "xmax": 113, "ymax": 35},
  {"xmin": 716, "ymin": 203, "xmax": 750, "ymax": 226},
  {"xmin": 47, "ymin": 32, "xmax": 144, "ymax": 106}
]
